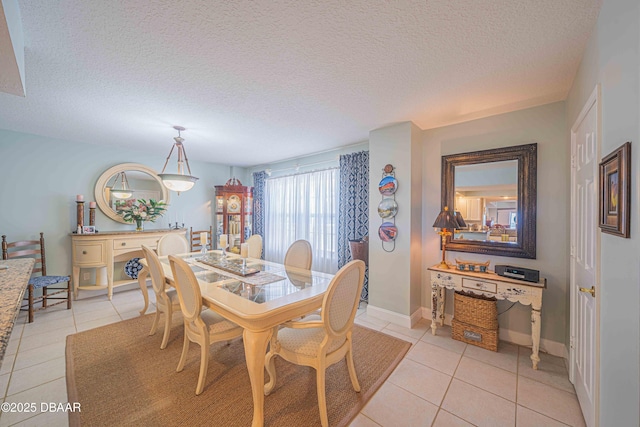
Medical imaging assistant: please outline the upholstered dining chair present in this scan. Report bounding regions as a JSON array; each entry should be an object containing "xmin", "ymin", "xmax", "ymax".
[
  {"xmin": 2, "ymin": 233, "xmax": 71, "ymax": 323},
  {"xmin": 283, "ymin": 239, "xmax": 312, "ymax": 270},
  {"xmin": 189, "ymin": 226, "xmax": 213, "ymax": 253},
  {"xmin": 264, "ymin": 260, "xmax": 365, "ymax": 427},
  {"xmin": 246, "ymin": 234, "xmax": 263, "ymax": 259},
  {"xmin": 168, "ymin": 255, "xmax": 244, "ymax": 395},
  {"xmin": 141, "ymin": 245, "xmax": 181, "ymax": 349},
  {"xmin": 157, "ymin": 233, "xmax": 189, "ymax": 256}
]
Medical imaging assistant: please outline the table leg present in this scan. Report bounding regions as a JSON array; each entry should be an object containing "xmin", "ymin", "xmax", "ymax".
[
  {"xmin": 106, "ymin": 262, "xmax": 113, "ymax": 300},
  {"xmin": 438, "ymin": 287, "xmax": 446, "ymax": 326},
  {"xmin": 431, "ymin": 283, "xmax": 439, "ymax": 335},
  {"xmin": 243, "ymin": 328, "xmax": 272, "ymax": 427},
  {"xmin": 72, "ymin": 266, "xmax": 80, "ymax": 300},
  {"xmin": 137, "ymin": 266, "xmax": 150, "ymax": 315},
  {"xmin": 531, "ymin": 305, "xmax": 542, "ymax": 370}
]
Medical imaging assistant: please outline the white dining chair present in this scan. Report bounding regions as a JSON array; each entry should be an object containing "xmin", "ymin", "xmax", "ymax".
[
  {"xmin": 141, "ymin": 245, "xmax": 181, "ymax": 349},
  {"xmin": 168, "ymin": 255, "xmax": 244, "ymax": 395},
  {"xmin": 264, "ymin": 260, "xmax": 365, "ymax": 427},
  {"xmin": 246, "ymin": 234, "xmax": 263, "ymax": 259},
  {"xmin": 284, "ymin": 239, "xmax": 312, "ymax": 270},
  {"xmin": 157, "ymin": 233, "xmax": 190, "ymax": 256}
]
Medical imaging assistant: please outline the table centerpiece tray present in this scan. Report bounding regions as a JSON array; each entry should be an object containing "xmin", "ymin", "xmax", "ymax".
[{"xmin": 196, "ymin": 256, "xmax": 260, "ymax": 276}]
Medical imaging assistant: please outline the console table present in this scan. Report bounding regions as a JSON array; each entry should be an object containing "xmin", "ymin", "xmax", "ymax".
[
  {"xmin": 71, "ymin": 229, "xmax": 186, "ymax": 300},
  {"xmin": 428, "ymin": 264, "xmax": 546, "ymax": 369}
]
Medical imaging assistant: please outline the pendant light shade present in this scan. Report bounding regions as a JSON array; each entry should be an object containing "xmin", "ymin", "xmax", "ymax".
[
  {"xmin": 158, "ymin": 126, "xmax": 198, "ymax": 193},
  {"xmin": 109, "ymin": 171, "xmax": 133, "ymax": 199}
]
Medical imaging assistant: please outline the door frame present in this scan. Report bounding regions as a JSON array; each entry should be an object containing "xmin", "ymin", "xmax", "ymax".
[{"xmin": 569, "ymin": 84, "xmax": 601, "ymax": 425}]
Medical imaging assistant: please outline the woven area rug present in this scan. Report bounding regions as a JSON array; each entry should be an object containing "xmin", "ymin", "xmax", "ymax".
[{"xmin": 66, "ymin": 314, "xmax": 410, "ymax": 426}]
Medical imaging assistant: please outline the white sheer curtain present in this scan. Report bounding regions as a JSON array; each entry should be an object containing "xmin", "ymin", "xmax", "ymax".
[{"xmin": 264, "ymin": 168, "xmax": 339, "ymax": 273}]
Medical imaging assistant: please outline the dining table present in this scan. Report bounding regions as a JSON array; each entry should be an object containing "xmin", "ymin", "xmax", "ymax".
[{"xmin": 139, "ymin": 250, "xmax": 334, "ymax": 427}]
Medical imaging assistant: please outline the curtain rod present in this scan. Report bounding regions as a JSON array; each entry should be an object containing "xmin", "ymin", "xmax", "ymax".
[
  {"xmin": 264, "ymin": 157, "xmax": 339, "ymax": 176},
  {"xmin": 267, "ymin": 166, "xmax": 339, "ymax": 179}
]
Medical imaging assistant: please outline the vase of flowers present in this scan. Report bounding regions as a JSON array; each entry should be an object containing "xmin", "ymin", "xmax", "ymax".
[{"xmin": 116, "ymin": 199, "xmax": 168, "ymax": 231}]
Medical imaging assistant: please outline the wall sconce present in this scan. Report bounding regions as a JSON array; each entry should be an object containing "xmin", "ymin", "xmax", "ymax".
[
  {"xmin": 158, "ymin": 126, "xmax": 199, "ymax": 194},
  {"xmin": 432, "ymin": 206, "xmax": 461, "ymax": 269},
  {"xmin": 109, "ymin": 171, "xmax": 133, "ymax": 199}
]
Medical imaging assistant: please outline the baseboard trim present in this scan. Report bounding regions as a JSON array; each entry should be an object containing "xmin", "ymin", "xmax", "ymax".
[
  {"xmin": 366, "ymin": 304, "xmax": 422, "ymax": 328},
  {"xmin": 419, "ymin": 307, "xmax": 565, "ymax": 357}
]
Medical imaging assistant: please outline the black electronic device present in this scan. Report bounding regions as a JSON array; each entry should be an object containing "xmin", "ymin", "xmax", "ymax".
[{"xmin": 494, "ymin": 265, "xmax": 540, "ymax": 283}]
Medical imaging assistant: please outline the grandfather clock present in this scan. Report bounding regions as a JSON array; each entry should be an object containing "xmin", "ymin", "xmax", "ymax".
[{"xmin": 214, "ymin": 178, "xmax": 253, "ymax": 253}]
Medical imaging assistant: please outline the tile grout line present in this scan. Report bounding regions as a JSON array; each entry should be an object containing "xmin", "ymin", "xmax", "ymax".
[{"xmin": 430, "ymin": 341, "xmax": 468, "ymax": 426}]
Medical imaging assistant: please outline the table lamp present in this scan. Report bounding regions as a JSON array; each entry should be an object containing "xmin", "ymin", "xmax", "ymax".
[
  {"xmin": 432, "ymin": 206, "xmax": 461, "ymax": 268},
  {"xmin": 454, "ymin": 211, "xmax": 467, "ymax": 229}
]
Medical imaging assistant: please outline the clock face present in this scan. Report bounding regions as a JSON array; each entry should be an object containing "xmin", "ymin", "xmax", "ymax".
[{"xmin": 227, "ymin": 195, "xmax": 241, "ymax": 213}]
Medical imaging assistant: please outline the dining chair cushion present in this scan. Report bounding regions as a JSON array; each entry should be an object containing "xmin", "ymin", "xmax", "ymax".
[
  {"xmin": 276, "ymin": 316, "xmax": 346, "ymax": 357},
  {"xmin": 29, "ymin": 275, "xmax": 70, "ymax": 288},
  {"xmin": 165, "ymin": 289, "xmax": 181, "ymax": 307},
  {"xmin": 201, "ymin": 310, "xmax": 243, "ymax": 335}
]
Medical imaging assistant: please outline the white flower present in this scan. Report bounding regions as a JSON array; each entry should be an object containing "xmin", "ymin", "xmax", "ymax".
[{"xmin": 140, "ymin": 212, "xmax": 147, "ymax": 219}]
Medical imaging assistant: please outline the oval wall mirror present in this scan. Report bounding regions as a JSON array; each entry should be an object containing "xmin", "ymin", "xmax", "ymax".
[{"xmin": 94, "ymin": 163, "xmax": 170, "ymax": 224}]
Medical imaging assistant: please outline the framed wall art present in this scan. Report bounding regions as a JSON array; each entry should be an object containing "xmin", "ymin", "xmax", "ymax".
[{"xmin": 599, "ymin": 141, "xmax": 631, "ymax": 238}]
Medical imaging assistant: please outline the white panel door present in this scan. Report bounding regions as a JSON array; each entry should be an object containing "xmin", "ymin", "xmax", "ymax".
[{"xmin": 570, "ymin": 87, "xmax": 599, "ymax": 427}]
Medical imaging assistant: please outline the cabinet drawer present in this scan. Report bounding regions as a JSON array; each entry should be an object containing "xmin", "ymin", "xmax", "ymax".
[
  {"xmin": 462, "ymin": 278, "xmax": 497, "ymax": 294},
  {"xmin": 74, "ymin": 243, "xmax": 105, "ymax": 265},
  {"xmin": 431, "ymin": 271, "xmax": 459, "ymax": 288},
  {"xmin": 113, "ymin": 237, "xmax": 160, "ymax": 250}
]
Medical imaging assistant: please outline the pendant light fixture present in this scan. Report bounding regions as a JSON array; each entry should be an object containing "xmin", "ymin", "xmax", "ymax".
[
  {"xmin": 109, "ymin": 171, "xmax": 133, "ymax": 199},
  {"xmin": 158, "ymin": 126, "xmax": 198, "ymax": 193}
]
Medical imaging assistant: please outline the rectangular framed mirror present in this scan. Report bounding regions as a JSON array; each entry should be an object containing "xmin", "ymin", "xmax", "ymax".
[{"xmin": 441, "ymin": 143, "xmax": 537, "ymax": 259}]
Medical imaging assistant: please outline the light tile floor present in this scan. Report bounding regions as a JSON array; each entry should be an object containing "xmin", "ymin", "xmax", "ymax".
[{"xmin": 0, "ymin": 288, "xmax": 585, "ymax": 426}]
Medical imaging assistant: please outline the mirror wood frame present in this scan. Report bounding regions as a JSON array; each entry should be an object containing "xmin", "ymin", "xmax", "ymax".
[
  {"xmin": 94, "ymin": 163, "xmax": 170, "ymax": 224},
  {"xmin": 441, "ymin": 143, "xmax": 537, "ymax": 259}
]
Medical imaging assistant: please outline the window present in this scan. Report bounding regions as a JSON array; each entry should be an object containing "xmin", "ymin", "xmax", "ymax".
[{"xmin": 264, "ymin": 168, "xmax": 338, "ymax": 273}]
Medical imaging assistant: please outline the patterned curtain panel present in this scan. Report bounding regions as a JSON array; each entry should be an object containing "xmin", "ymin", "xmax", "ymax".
[
  {"xmin": 252, "ymin": 170, "xmax": 267, "ymax": 258},
  {"xmin": 337, "ymin": 150, "xmax": 369, "ymax": 302}
]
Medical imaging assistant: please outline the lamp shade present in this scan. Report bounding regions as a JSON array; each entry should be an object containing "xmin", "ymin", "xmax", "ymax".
[
  {"xmin": 109, "ymin": 171, "xmax": 133, "ymax": 199},
  {"xmin": 159, "ymin": 126, "xmax": 198, "ymax": 193},
  {"xmin": 158, "ymin": 173, "xmax": 198, "ymax": 192},
  {"xmin": 454, "ymin": 211, "xmax": 467, "ymax": 228},
  {"xmin": 432, "ymin": 206, "xmax": 460, "ymax": 230}
]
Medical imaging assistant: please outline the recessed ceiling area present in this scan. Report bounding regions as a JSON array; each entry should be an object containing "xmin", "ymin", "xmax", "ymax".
[{"xmin": 0, "ymin": 0, "xmax": 601, "ymax": 166}]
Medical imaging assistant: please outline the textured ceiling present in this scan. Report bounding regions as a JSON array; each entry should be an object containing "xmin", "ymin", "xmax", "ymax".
[{"xmin": 0, "ymin": 0, "xmax": 601, "ymax": 167}]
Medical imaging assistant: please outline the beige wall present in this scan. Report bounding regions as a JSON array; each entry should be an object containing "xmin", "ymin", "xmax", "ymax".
[
  {"xmin": 422, "ymin": 102, "xmax": 568, "ymax": 346},
  {"xmin": 565, "ymin": 0, "xmax": 640, "ymax": 423},
  {"xmin": 368, "ymin": 122, "xmax": 423, "ymax": 319}
]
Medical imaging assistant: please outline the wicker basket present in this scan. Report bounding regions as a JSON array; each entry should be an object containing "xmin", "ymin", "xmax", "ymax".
[
  {"xmin": 452, "ymin": 318, "xmax": 499, "ymax": 351},
  {"xmin": 454, "ymin": 291, "xmax": 498, "ymax": 329}
]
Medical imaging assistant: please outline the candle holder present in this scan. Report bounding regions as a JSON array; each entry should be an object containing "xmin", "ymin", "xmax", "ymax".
[
  {"xmin": 76, "ymin": 201, "xmax": 85, "ymax": 230},
  {"xmin": 220, "ymin": 241, "xmax": 228, "ymax": 259},
  {"xmin": 201, "ymin": 243, "xmax": 208, "ymax": 255},
  {"xmin": 170, "ymin": 222, "xmax": 184, "ymax": 230},
  {"xmin": 89, "ymin": 206, "xmax": 96, "ymax": 226}
]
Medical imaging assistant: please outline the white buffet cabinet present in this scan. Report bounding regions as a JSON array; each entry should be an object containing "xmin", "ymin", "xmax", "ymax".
[{"xmin": 70, "ymin": 229, "xmax": 186, "ymax": 299}]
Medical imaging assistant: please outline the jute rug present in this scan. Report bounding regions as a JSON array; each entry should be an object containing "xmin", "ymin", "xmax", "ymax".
[{"xmin": 66, "ymin": 314, "xmax": 410, "ymax": 426}]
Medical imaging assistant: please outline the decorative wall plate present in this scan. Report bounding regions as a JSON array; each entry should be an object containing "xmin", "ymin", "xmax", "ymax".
[
  {"xmin": 378, "ymin": 198, "xmax": 398, "ymax": 219},
  {"xmin": 378, "ymin": 176, "xmax": 398, "ymax": 196},
  {"xmin": 378, "ymin": 222, "xmax": 398, "ymax": 242}
]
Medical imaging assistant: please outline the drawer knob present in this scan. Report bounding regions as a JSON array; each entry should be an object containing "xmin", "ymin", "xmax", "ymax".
[
  {"xmin": 82, "ymin": 250, "xmax": 87, "ymax": 255},
  {"xmin": 121, "ymin": 242, "xmax": 126, "ymax": 246}
]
